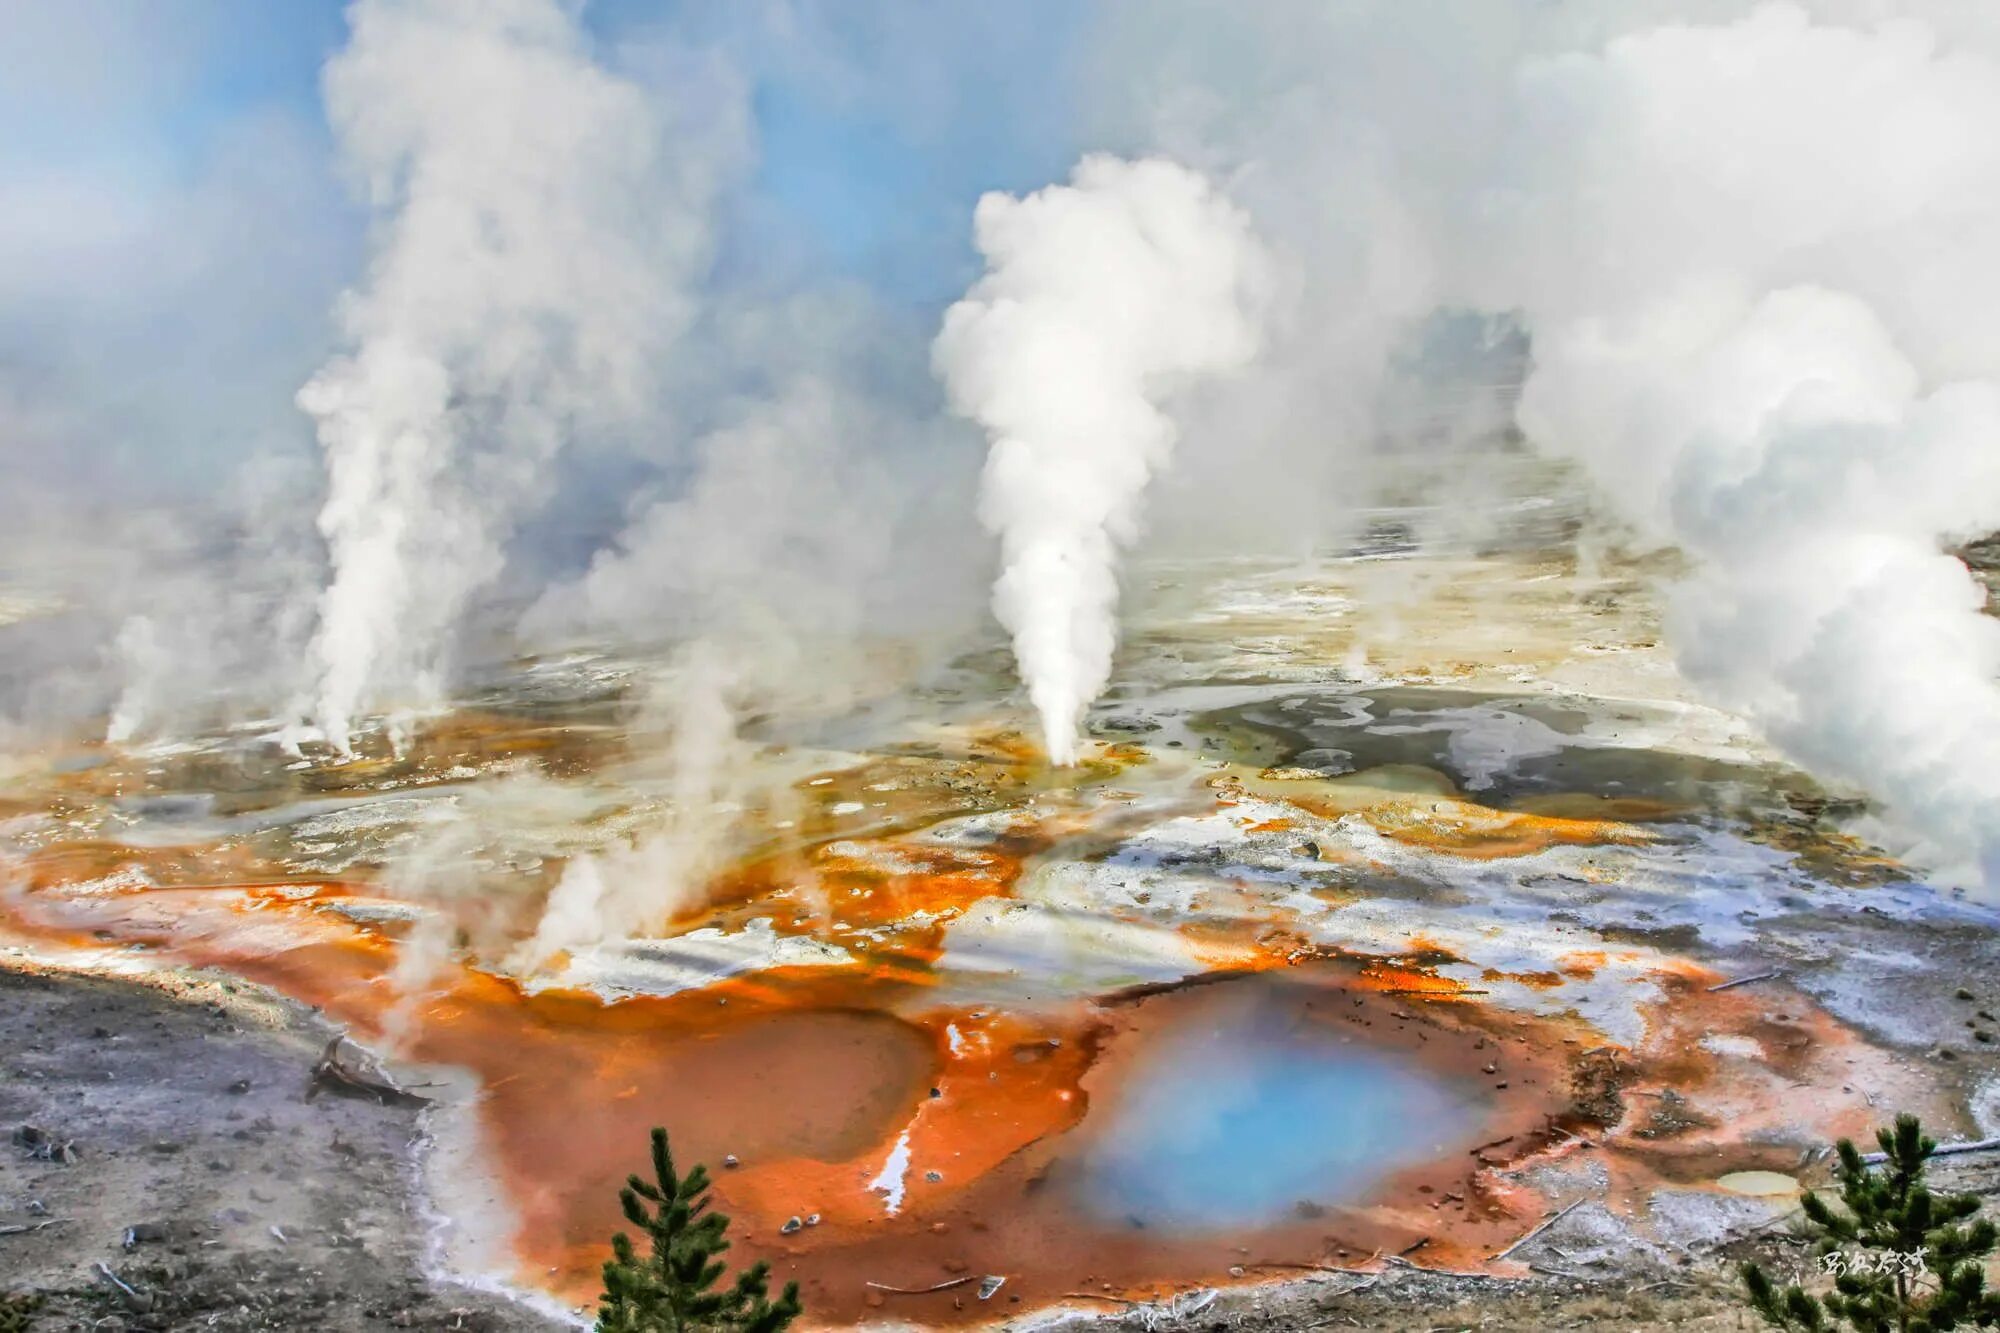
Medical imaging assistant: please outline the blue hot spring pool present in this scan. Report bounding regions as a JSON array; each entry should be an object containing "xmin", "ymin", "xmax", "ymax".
[{"xmin": 1074, "ymin": 1003, "xmax": 1484, "ymax": 1230}]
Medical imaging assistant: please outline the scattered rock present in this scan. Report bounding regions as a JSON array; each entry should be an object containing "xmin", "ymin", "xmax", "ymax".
[
  {"xmin": 13, "ymin": 1124, "xmax": 77, "ymax": 1164},
  {"xmin": 122, "ymin": 1223, "xmax": 167, "ymax": 1250},
  {"xmin": 780, "ymin": 1217, "xmax": 803, "ymax": 1235}
]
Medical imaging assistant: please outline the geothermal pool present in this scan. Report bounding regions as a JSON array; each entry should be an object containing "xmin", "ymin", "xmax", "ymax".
[
  {"xmin": 1074, "ymin": 992, "xmax": 1484, "ymax": 1230},
  {"xmin": 5, "ymin": 546, "xmax": 2000, "ymax": 1326}
]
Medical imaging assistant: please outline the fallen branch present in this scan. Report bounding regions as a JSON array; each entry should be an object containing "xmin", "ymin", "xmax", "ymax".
[
  {"xmin": 0, "ymin": 1219, "xmax": 66, "ymax": 1236},
  {"xmin": 1382, "ymin": 1255, "xmax": 1525, "ymax": 1281},
  {"xmin": 93, "ymin": 1261, "xmax": 150, "ymax": 1312},
  {"xmin": 1707, "ymin": 970, "xmax": 1782, "ymax": 993},
  {"xmin": 306, "ymin": 1037, "xmax": 431, "ymax": 1108},
  {"xmin": 1494, "ymin": 1199, "xmax": 1588, "ymax": 1261},
  {"xmin": 1861, "ymin": 1135, "xmax": 2000, "ymax": 1165},
  {"xmin": 1379, "ymin": 988, "xmax": 1489, "ymax": 998},
  {"xmin": 864, "ymin": 1275, "xmax": 979, "ymax": 1295}
]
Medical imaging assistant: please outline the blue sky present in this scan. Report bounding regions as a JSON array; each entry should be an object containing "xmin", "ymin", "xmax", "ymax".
[{"xmin": 0, "ymin": 0, "xmax": 1091, "ymax": 502}]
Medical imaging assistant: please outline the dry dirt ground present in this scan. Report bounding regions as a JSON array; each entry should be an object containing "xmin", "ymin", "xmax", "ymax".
[
  {"xmin": 5, "ymin": 959, "xmax": 1997, "ymax": 1333},
  {"xmin": 0, "ymin": 962, "xmax": 566, "ymax": 1332}
]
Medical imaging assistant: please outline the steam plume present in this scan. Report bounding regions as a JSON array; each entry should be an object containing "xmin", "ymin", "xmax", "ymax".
[
  {"xmin": 1482, "ymin": 5, "xmax": 2000, "ymax": 881},
  {"xmin": 298, "ymin": 0, "xmax": 725, "ymax": 753},
  {"xmin": 934, "ymin": 155, "xmax": 1265, "ymax": 764},
  {"xmin": 1095, "ymin": 1, "xmax": 2000, "ymax": 884}
]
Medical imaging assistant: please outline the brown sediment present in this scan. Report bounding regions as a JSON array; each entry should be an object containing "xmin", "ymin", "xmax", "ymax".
[
  {"xmin": 1511, "ymin": 793, "xmax": 1687, "ymax": 824},
  {"xmin": 1215, "ymin": 761, "xmax": 1655, "ymax": 860},
  {"xmin": 1360, "ymin": 800, "xmax": 1652, "ymax": 859}
]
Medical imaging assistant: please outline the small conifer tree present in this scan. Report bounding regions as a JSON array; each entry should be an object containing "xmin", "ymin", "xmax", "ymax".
[
  {"xmin": 0, "ymin": 1291, "xmax": 39, "ymax": 1333},
  {"xmin": 1742, "ymin": 1114, "xmax": 2000, "ymax": 1332},
  {"xmin": 596, "ymin": 1127, "xmax": 802, "ymax": 1333}
]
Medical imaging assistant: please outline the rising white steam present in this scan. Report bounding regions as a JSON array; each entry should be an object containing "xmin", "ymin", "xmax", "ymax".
[
  {"xmin": 1095, "ymin": 0, "xmax": 2000, "ymax": 885},
  {"xmin": 1479, "ymin": 5, "xmax": 2000, "ymax": 883},
  {"xmin": 516, "ymin": 641, "xmax": 746, "ymax": 969},
  {"xmin": 298, "ymin": 0, "xmax": 726, "ymax": 753},
  {"xmin": 934, "ymin": 155, "xmax": 1266, "ymax": 764}
]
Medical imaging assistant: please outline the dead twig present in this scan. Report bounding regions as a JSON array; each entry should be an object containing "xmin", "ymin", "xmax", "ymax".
[
  {"xmin": 1382, "ymin": 1255, "xmax": 1525, "ymax": 1281},
  {"xmin": 1494, "ymin": 1199, "xmax": 1588, "ymax": 1260},
  {"xmin": 1861, "ymin": 1135, "xmax": 2000, "ymax": 1165},
  {"xmin": 1321, "ymin": 1274, "xmax": 1382, "ymax": 1297},
  {"xmin": 864, "ymin": 1276, "xmax": 979, "ymax": 1295},
  {"xmin": 1379, "ymin": 988, "xmax": 1489, "ymax": 997},
  {"xmin": 93, "ymin": 1261, "xmax": 150, "ymax": 1312},
  {"xmin": 0, "ymin": 1218, "xmax": 66, "ymax": 1236},
  {"xmin": 1707, "ymin": 970, "xmax": 1782, "ymax": 993}
]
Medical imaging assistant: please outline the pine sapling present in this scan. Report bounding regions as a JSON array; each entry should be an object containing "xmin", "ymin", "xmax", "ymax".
[
  {"xmin": 596, "ymin": 1127, "xmax": 802, "ymax": 1333},
  {"xmin": 1743, "ymin": 1114, "xmax": 2000, "ymax": 1332}
]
